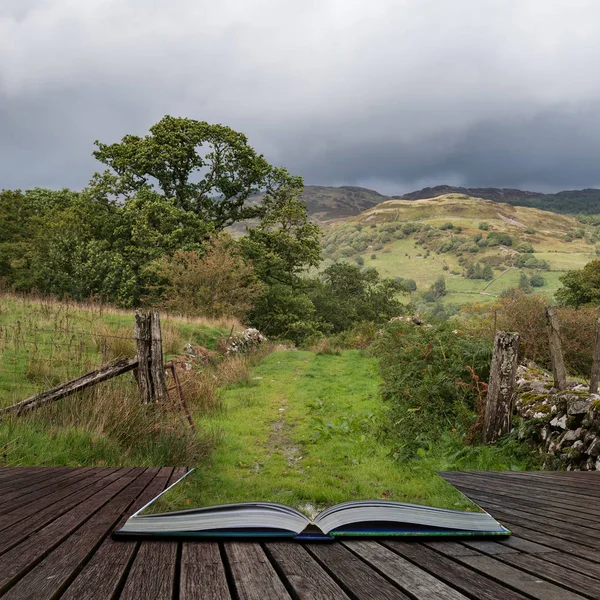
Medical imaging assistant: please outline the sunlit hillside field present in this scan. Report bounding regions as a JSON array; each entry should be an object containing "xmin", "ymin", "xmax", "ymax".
[{"xmin": 321, "ymin": 194, "xmax": 596, "ymax": 305}]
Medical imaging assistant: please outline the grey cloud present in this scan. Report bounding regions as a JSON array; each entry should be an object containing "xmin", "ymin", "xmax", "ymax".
[{"xmin": 1, "ymin": 0, "xmax": 600, "ymax": 193}]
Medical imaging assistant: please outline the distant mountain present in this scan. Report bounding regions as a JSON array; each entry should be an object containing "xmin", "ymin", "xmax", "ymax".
[
  {"xmin": 397, "ymin": 186, "xmax": 600, "ymax": 215},
  {"xmin": 300, "ymin": 185, "xmax": 387, "ymax": 221}
]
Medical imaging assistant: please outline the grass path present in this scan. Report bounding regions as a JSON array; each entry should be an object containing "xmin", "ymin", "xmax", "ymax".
[{"xmin": 158, "ymin": 349, "xmax": 475, "ymax": 516}]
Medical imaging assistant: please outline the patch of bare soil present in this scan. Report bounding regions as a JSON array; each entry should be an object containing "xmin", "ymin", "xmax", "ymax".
[{"xmin": 265, "ymin": 396, "xmax": 305, "ymax": 473}]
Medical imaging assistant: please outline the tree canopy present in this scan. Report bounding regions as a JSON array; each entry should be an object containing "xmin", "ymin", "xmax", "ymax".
[
  {"xmin": 92, "ymin": 115, "xmax": 300, "ymax": 230},
  {"xmin": 556, "ymin": 260, "xmax": 600, "ymax": 307}
]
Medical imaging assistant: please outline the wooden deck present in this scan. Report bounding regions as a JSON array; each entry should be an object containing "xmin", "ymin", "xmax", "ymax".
[{"xmin": 0, "ymin": 468, "xmax": 598, "ymax": 599}]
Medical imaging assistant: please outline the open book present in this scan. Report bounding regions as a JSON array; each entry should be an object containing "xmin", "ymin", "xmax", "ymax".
[{"xmin": 115, "ymin": 471, "xmax": 510, "ymax": 541}]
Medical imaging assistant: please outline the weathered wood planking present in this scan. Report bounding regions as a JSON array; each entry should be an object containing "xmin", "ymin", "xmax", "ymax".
[{"xmin": 0, "ymin": 468, "xmax": 599, "ymax": 599}]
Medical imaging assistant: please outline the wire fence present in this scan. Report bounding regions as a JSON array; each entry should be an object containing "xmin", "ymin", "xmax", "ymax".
[{"xmin": 0, "ymin": 317, "xmax": 138, "ymax": 406}]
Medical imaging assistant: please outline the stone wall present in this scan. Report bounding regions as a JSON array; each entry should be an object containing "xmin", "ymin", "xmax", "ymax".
[{"xmin": 514, "ymin": 364, "xmax": 600, "ymax": 470}]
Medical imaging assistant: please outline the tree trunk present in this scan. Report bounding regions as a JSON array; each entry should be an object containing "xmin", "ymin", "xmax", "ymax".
[
  {"xmin": 545, "ymin": 306, "xmax": 567, "ymax": 391},
  {"xmin": 483, "ymin": 332, "xmax": 520, "ymax": 443}
]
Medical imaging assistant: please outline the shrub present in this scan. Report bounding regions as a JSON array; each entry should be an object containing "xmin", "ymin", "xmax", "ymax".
[
  {"xmin": 478, "ymin": 222, "xmax": 490, "ymax": 230},
  {"xmin": 487, "ymin": 232, "xmax": 513, "ymax": 247},
  {"xmin": 440, "ymin": 222, "xmax": 454, "ymax": 230},
  {"xmin": 373, "ymin": 321, "xmax": 492, "ymax": 459},
  {"xmin": 530, "ymin": 273, "xmax": 545, "ymax": 287},
  {"xmin": 515, "ymin": 243, "xmax": 534, "ymax": 253},
  {"xmin": 370, "ymin": 253, "xmax": 377, "ymax": 260}
]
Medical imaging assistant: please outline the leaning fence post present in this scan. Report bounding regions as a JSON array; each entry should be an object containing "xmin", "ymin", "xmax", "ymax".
[
  {"xmin": 545, "ymin": 306, "xmax": 567, "ymax": 391},
  {"xmin": 590, "ymin": 316, "xmax": 600, "ymax": 393},
  {"xmin": 483, "ymin": 331, "xmax": 520, "ymax": 443}
]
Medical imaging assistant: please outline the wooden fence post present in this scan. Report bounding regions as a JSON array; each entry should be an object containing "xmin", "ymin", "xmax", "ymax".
[
  {"xmin": 545, "ymin": 306, "xmax": 567, "ymax": 391},
  {"xmin": 134, "ymin": 310, "xmax": 167, "ymax": 403},
  {"xmin": 483, "ymin": 331, "xmax": 520, "ymax": 443},
  {"xmin": 590, "ymin": 316, "xmax": 600, "ymax": 393},
  {"xmin": 150, "ymin": 311, "xmax": 168, "ymax": 403}
]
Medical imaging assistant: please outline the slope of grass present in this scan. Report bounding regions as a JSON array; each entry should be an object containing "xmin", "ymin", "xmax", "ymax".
[
  {"xmin": 149, "ymin": 349, "xmax": 536, "ymax": 517},
  {"xmin": 0, "ymin": 293, "xmax": 238, "ymax": 406},
  {"xmin": 322, "ymin": 194, "xmax": 597, "ymax": 305}
]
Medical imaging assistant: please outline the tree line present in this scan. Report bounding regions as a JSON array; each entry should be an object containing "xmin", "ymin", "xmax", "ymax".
[{"xmin": 1, "ymin": 116, "xmax": 404, "ymax": 341}]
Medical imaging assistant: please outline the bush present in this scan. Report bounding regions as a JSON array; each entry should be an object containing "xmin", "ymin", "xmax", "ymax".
[
  {"xmin": 440, "ymin": 222, "xmax": 454, "ymax": 230},
  {"xmin": 530, "ymin": 273, "xmax": 545, "ymax": 287},
  {"xmin": 515, "ymin": 243, "xmax": 534, "ymax": 253},
  {"xmin": 487, "ymin": 232, "xmax": 513, "ymax": 247},
  {"xmin": 370, "ymin": 253, "xmax": 377, "ymax": 260},
  {"xmin": 373, "ymin": 321, "xmax": 492, "ymax": 459},
  {"xmin": 478, "ymin": 222, "xmax": 490, "ymax": 230}
]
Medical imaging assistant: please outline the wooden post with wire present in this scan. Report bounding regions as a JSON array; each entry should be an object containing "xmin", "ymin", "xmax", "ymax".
[
  {"xmin": 545, "ymin": 306, "xmax": 567, "ymax": 391},
  {"xmin": 134, "ymin": 311, "xmax": 168, "ymax": 403}
]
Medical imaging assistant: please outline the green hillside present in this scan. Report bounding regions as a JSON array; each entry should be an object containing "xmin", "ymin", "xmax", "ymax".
[{"xmin": 321, "ymin": 194, "xmax": 598, "ymax": 306}]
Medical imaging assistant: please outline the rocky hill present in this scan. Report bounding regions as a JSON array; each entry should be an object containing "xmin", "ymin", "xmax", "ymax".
[{"xmin": 300, "ymin": 185, "xmax": 387, "ymax": 221}]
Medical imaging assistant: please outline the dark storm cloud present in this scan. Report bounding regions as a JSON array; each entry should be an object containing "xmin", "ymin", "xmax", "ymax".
[{"xmin": 1, "ymin": 0, "xmax": 600, "ymax": 193}]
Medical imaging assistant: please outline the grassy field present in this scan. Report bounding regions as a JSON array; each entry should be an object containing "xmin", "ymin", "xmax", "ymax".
[
  {"xmin": 0, "ymin": 293, "xmax": 241, "ymax": 467},
  {"xmin": 322, "ymin": 194, "xmax": 597, "ymax": 305},
  {"xmin": 0, "ymin": 294, "xmax": 238, "ymax": 406},
  {"xmin": 145, "ymin": 349, "xmax": 536, "ymax": 516}
]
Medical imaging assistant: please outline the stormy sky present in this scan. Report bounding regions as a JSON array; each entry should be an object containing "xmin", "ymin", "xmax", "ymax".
[{"xmin": 1, "ymin": 0, "xmax": 600, "ymax": 194}]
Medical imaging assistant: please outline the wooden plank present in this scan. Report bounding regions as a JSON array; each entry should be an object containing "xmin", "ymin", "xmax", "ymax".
[
  {"xmin": 498, "ymin": 536, "xmax": 556, "ymax": 554},
  {"xmin": 0, "ymin": 357, "xmax": 139, "ymax": 416},
  {"xmin": 0, "ymin": 467, "xmax": 72, "ymax": 493},
  {"xmin": 307, "ymin": 542, "xmax": 411, "ymax": 600},
  {"xmin": 0, "ymin": 468, "xmax": 127, "ymax": 554},
  {"xmin": 266, "ymin": 542, "xmax": 350, "ymax": 600},
  {"xmin": 443, "ymin": 475, "xmax": 600, "ymax": 518},
  {"xmin": 225, "ymin": 543, "xmax": 291, "ymax": 600},
  {"xmin": 461, "ymin": 540, "xmax": 519, "ymax": 555},
  {"xmin": 384, "ymin": 541, "xmax": 530, "ymax": 600},
  {"xmin": 536, "ymin": 551, "xmax": 600, "ymax": 582},
  {"xmin": 0, "ymin": 468, "xmax": 160, "ymax": 600},
  {"xmin": 495, "ymin": 552, "xmax": 600, "ymax": 597},
  {"xmin": 459, "ymin": 554, "xmax": 589, "ymax": 600},
  {"xmin": 0, "ymin": 467, "xmax": 96, "ymax": 512},
  {"xmin": 180, "ymin": 543, "xmax": 231, "ymax": 600},
  {"xmin": 464, "ymin": 471, "xmax": 600, "ymax": 495},
  {"xmin": 0, "ymin": 468, "xmax": 108, "ymax": 530},
  {"xmin": 345, "ymin": 541, "xmax": 468, "ymax": 600},
  {"xmin": 449, "ymin": 484, "xmax": 600, "ymax": 528},
  {"xmin": 473, "ymin": 504, "xmax": 600, "ymax": 550},
  {"xmin": 117, "ymin": 468, "xmax": 184, "ymax": 599},
  {"xmin": 444, "ymin": 472, "xmax": 600, "ymax": 507},
  {"xmin": 60, "ymin": 467, "xmax": 174, "ymax": 600},
  {"xmin": 119, "ymin": 542, "xmax": 177, "ymax": 600},
  {"xmin": 0, "ymin": 467, "xmax": 46, "ymax": 484},
  {"xmin": 0, "ymin": 467, "xmax": 144, "ymax": 594},
  {"xmin": 491, "ymin": 520, "xmax": 600, "ymax": 564},
  {"xmin": 462, "ymin": 494, "xmax": 600, "ymax": 535}
]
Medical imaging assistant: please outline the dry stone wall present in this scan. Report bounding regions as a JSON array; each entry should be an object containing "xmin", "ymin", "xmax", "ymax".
[{"xmin": 514, "ymin": 364, "xmax": 600, "ymax": 470}]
